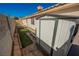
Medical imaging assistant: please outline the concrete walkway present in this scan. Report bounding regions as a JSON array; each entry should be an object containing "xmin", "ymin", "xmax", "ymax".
[
  {"xmin": 13, "ymin": 31, "xmax": 22, "ymax": 56},
  {"xmin": 22, "ymin": 32, "xmax": 44, "ymax": 56}
]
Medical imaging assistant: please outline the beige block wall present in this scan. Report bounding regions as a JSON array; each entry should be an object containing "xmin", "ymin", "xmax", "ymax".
[
  {"xmin": 0, "ymin": 30, "xmax": 12, "ymax": 56},
  {"xmin": 0, "ymin": 15, "xmax": 13, "ymax": 56}
]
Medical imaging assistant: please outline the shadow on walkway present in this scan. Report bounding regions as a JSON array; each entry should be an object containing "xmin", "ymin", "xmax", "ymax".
[{"xmin": 68, "ymin": 44, "xmax": 79, "ymax": 56}]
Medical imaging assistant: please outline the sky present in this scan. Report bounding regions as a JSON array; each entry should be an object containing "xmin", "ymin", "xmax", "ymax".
[{"xmin": 0, "ymin": 3, "xmax": 57, "ymax": 17}]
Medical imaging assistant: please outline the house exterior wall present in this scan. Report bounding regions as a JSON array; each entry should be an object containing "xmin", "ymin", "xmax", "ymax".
[
  {"xmin": 16, "ymin": 20, "xmax": 23, "ymax": 25},
  {"xmin": 27, "ymin": 18, "xmax": 36, "ymax": 29},
  {"xmin": 21, "ymin": 19, "xmax": 27, "ymax": 26},
  {"xmin": 35, "ymin": 20, "xmax": 40, "ymax": 38},
  {"xmin": 26, "ymin": 18, "xmax": 36, "ymax": 33}
]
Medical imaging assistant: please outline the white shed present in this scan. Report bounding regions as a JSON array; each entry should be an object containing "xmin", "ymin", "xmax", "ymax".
[{"xmin": 35, "ymin": 14, "xmax": 77, "ymax": 56}]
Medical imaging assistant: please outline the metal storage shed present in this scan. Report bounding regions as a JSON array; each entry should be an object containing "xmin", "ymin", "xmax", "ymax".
[{"xmin": 35, "ymin": 14, "xmax": 78, "ymax": 56}]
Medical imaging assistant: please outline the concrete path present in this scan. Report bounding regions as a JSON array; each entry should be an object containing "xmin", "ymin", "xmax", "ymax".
[{"xmin": 13, "ymin": 32, "xmax": 22, "ymax": 56}]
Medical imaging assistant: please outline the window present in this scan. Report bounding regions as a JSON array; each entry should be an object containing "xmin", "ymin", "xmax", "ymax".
[{"xmin": 31, "ymin": 18, "xmax": 35, "ymax": 25}]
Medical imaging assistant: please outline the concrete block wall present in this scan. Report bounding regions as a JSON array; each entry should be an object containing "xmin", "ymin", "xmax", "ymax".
[{"xmin": 0, "ymin": 14, "xmax": 13, "ymax": 56}]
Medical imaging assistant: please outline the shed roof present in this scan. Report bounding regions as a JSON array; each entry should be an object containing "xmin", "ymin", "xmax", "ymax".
[
  {"xmin": 35, "ymin": 14, "xmax": 79, "ymax": 20},
  {"xmin": 24, "ymin": 3, "xmax": 79, "ymax": 19}
]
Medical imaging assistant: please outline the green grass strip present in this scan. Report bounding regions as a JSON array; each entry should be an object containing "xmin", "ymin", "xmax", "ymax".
[{"xmin": 18, "ymin": 29, "xmax": 32, "ymax": 48}]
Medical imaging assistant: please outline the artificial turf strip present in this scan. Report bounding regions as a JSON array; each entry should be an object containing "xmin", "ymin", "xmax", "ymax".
[{"xmin": 18, "ymin": 29, "xmax": 33, "ymax": 48}]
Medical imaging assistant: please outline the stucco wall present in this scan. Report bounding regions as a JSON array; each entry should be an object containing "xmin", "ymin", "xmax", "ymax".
[
  {"xmin": 26, "ymin": 18, "xmax": 36, "ymax": 33},
  {"xmin": 27, "ymin": 18, "xmax": 36, "ymax": 30},
  {"xmin": 22, "ymin": 19, "xmax": 27, "ymax": 26},
  {"xmin": 35, "ymin": 20, "xmax": 40, "ymax": 38}
]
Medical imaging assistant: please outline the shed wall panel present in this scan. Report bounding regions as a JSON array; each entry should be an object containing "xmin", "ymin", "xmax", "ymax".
[
  {"xmin": 40, "ymin": 20, "xmax": 55, "ymax": 47},
  {"xmin": 53, "ymin": 20, "xmax": 76, "ymax": 55}
]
